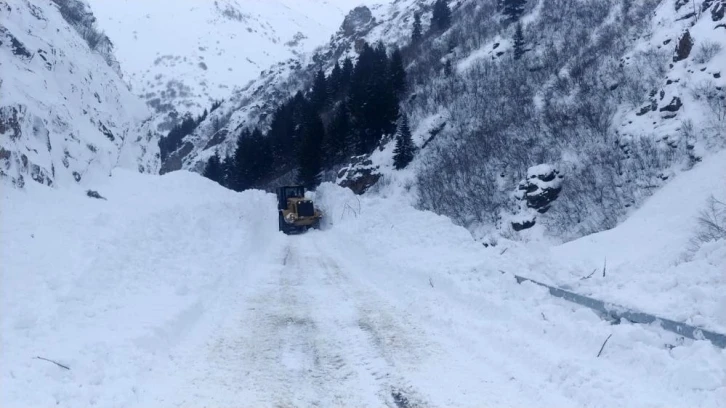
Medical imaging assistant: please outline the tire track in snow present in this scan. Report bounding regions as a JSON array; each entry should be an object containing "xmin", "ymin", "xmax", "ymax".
[
  {"xmin": 307, "ymin": 229, "xmax": 592, "ymax": 407},
  {"xmin": 305, "ymin": 238, "xmax": 436, "ymax": 407},
  {"xmin": 177, "ymin": 235, "xmax": 437, "ymax": 407}
]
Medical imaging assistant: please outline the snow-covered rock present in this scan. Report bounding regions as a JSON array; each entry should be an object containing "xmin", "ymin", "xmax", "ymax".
[{"xmin": 0, "ymin": 0, "xmax": 159, "ymax": 188}]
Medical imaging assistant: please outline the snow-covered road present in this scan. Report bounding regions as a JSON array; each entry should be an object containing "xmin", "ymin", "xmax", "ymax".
[
  {"xmin": 2, "ymin": 171, "xmax": 725, "ymax": 407},
  {"xmin": 147, "ymin": 231, "xmax": 725, "ymax": 408}
]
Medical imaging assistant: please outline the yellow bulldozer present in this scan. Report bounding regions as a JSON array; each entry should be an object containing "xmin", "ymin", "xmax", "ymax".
[{"xmin": 276, "ymin": 186, "xmax": 323, "ymax": 234}]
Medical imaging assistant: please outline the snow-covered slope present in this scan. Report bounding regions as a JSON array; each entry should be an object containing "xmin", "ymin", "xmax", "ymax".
[
  {"xmin": 2, "ymin": 170, "xmax": 724, "ymax": 407},
  {"xmin": 164, "ymin": 0, "xmax": 725, "ymax": 227},
  {"xmin": 155, "ymin": 0, "xmax": 419, "ymax": 173},
  {"xmin": 86, "ymin": 0, "xmax": 387, "ymax": 131},
  {"xmin": 503, "ymin": 149, "xmax": 726, "ymax": 333},
  {"xmin": 615, "ymin": 0, "xmax": 726, "ymax": 161},
  {"xmin": 0, "ymin": 0, "xmax": 159, "ymax": 188}
]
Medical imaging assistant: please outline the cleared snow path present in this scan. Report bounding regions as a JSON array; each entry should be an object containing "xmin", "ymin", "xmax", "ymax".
[{"xmin": 2, "ymin": 172, "xmax": 724, "ymax": 407}]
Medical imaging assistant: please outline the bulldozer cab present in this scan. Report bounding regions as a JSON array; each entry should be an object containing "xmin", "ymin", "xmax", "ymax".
[
  {"xmin": 276, "ymin": 186, "xmax": 322, "ymax": 234},
  {"xmin": 276, "ymin": 186, "xmax": 306, "ymax": 210}
]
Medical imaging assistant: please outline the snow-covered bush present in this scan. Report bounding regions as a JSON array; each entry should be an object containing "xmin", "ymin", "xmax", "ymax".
[
  {"xmin": 693, "ymin": 41, "xmax": 722, "ymax": 65},
  {"xmin": 691, "ymin": 196, "xmax": 726, "ymax": 251}
]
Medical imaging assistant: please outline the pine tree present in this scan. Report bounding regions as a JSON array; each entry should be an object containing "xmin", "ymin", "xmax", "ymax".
[
  {"xmin": 431, "ymin": 0, "xmax": 451, "ymax": 32},
  {"xmin": 232, "ymin": 129, "xmax": 253, "ymax": 191},
  {"xmin": 328, "ymin": 62, "xmax": 342, "ymax": 99},
  {"xmin": 389, "ymin": 48, "xmax": 406, "ymax": 95},
  {"xmin": 341, "ymin": 57, "xmax": 354, "ymax": 91},
  {"xmin": 220, "ymin": 155, "xmax": 234, "ymax": 188},
  {"xmin": 411, "ymin": 12, "xmax": 422, "ymax": 44},
  {"xmin": 501, "ymin": 0, "xmax": 527, "ymax": 22},
  {"xmin": 249, "ymin": 128, "xmax": 272, "ymax": 186},
  {"xmin": 444, "ymin": 59, "xmax": 453, "ymax": 76},
  {"xmin": 310, "ymin": 69, "xmax": 328, "ymax": 112},
  {"xmin": 203, "ymin": 152, "xmax": 223, "ymax": 184},
  {"xmin": 297, "ymin": 114, "xmax": 324, "ymax": 189},
  {"xmin": 393, "ymin": 114, "xmax": 415, "ymax": 170},
  {"xmin": 513, "ymin": 22, "xmax": 525, "ymax": 60},
  {"xmin": 326, "ymin": 102, "xmax": 351, "ymax": 163},
  {"xmin": 231, "ymin": 128, "xmax": 271, "ymax": 191}
]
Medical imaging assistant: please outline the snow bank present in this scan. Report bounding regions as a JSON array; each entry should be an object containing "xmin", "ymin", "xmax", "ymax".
[
  {"xmin": 314, "ymin": 183, "xmax": 726, "ymax": 407},
  {"xmin": 2, "ymin": 173, "xmax": 724, "ymax": 407},
  {"xmin": 0, "ymin": 170, "xmax": 283, "ymax": 407}
]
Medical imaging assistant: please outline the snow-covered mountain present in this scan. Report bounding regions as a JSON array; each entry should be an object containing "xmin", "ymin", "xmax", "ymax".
[
  {"xmin": 0, "ymin": 0, "xmax": 159, "ymax": 188},
  {"xmin": 156, "ymin": 0, "xmax": 409, "ymax": 173},
  {"xmin": 86, "ymin": 0, "xmax": 387, "ymax": 132},
  {"xmin": 170, "ymin": 0, "xmax": 725, "ymax": 242},
  {"xmin": 2, "ymin": 0, "xmax": 725, "ymax": 406}
]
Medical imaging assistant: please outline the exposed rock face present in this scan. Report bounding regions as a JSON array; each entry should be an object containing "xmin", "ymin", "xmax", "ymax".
[
  {"xmin": 0, "ymin": 106, "xmax": 22, "ymax": 141},
  {"xmin": 342, "ymin": 6, "xmax": 374, "ymax": 37},
  {"xmin": 673, "ymin": 30, "xmax": 693, "ymax": 62},
  {"xmin": 713, "ymin": 0, "xmax": 725, "ymax": 21},
  {"xmin": 160, "ymin": 142, "xmax": 194, "ymax": 175},
  {"xmin": 337, "ymin": 156, "xmax": 381, "ymax": 195},
  {"xmin": 1, "ymin": 0, "xmax": 159, "ymax": 188},
  {"xmin": 675, "ymin": 0, "xmax": 689, "ymax": 11}
]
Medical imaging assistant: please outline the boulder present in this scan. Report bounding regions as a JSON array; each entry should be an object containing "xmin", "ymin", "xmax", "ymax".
[
  {"xmin": 337, "ymin": 156, "xmax": 381, "ymax": 195},
  {"xmin": 673, "ymin": 30, "xmax": 693, "ymax": 62},
  {"xmin": 516, "ymin": 164, "xmax": 564, "ymax": 214},
  {"xmin": 659, "ymin": 96, "xmax": 683, "ymax": 112}
]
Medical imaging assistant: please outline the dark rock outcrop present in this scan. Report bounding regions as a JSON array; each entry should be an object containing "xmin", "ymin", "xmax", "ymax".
[
  {"xmin": 341, "ymin": 6, "xmax": 374, "ymax": 37},
  {"xmin": 512, "ymin": 217, "xmax": 536, "ymax": 232},
  {"xmin": 673, "ymin": 30, "xmax": 693, "ymax": 62},
  {"xmin": 337, "ymin": 157, "xmax": 381, "ymax": 195},
  {"xmin": 516, "ymin": 164, "xmax": 564, "ymax": 214},
  {"xmin": 660, "ymin": 96, "xmax": 683, "ymax": 112},
  {"xmin": 713, "ymin": 0, "xmax": 725, "ymax": 21}
]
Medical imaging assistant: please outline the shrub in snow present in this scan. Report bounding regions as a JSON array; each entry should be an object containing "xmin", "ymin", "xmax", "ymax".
[
  {"xmin": 693, "ymin": 41, "xmax": 722, "ymax": 64},
  {"xmin": 690, "ymin": 196, "xmax": 726, "ymax": 252}
]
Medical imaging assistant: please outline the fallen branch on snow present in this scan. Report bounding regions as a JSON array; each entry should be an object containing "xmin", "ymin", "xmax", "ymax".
[
  {"xmin": 597, "ymin": 334, "xmax": 613, "ymax": 358},
  {"xmin": 35, "ymin": 356, "xmax": 70, "ymax": 370},
  {"xmin": 580, "ymin": 268, "xmax": 597, "ymax": 280}
]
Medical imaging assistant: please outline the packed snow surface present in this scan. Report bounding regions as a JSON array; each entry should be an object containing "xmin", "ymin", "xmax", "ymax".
[{"xmin": 2, "ymin": 168, "xmax": 725, "ymax": 407}]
